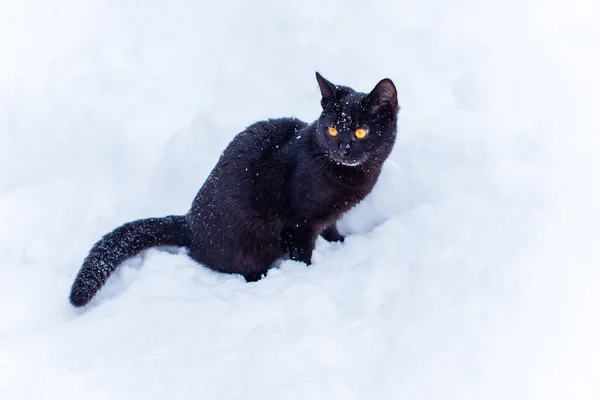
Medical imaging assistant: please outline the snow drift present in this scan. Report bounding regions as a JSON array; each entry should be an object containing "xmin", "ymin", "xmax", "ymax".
[{"xmin": 1, "ymin": 0, "xmax": 599, "ymax": 399}]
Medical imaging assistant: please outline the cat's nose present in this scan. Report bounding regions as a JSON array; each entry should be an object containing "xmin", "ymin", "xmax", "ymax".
[{"xmin": 337, "ymin": 143, "xmax": 350, "ymax": 156}]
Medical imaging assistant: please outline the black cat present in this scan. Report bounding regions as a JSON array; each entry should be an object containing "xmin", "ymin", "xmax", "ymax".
[{"xmin": 69, "ymin": 73, "xmax": 400, "ymax": 307}]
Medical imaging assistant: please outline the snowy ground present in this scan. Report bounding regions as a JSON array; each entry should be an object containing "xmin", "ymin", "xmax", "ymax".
[{"xmin": 1, "ymin": 0, "xmax": 599, "ymax": 399}]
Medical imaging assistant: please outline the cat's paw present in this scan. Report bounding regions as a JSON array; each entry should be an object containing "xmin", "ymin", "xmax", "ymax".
[
  {"xmin": 288, "ymin": 247, "xmax": 313, "ymax": 266},
  {"xmin": 321, "ymin": 226, "xmax": 345, "ymax": 243}
]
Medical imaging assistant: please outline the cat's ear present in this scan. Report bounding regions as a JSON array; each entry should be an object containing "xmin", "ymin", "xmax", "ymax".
[
  {"xmin": 365, "ymin": 78, "xmax": 399, "ymax": 114},
  {"xmin": 316, "ymin": 72, "xmax": 338, "ymax": 109}
]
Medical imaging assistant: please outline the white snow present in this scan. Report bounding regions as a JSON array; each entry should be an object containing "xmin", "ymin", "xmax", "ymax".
[{"xmin": 1, "ymin": 0, "xmax": 599, "ymax": 399}]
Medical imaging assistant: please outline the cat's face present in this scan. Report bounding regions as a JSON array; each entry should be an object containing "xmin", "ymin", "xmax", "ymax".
[{"xmin": 314, "ymin": 73, "xmax": 400, "ymax": 168}]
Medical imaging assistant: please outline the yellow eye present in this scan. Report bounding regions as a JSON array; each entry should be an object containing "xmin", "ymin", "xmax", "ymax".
[
  {"xmin": 328, "ymin": 126, "xmax": 338, "ymax": 137},
  {"xmin": 355, "ymin": 128, "xmax": 367, "ymax": 139}
]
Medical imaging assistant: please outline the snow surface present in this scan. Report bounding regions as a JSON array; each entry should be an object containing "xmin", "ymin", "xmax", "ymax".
[{"xmin": 1, "ymin": 0, "xmax": 599, "ymax": 399}]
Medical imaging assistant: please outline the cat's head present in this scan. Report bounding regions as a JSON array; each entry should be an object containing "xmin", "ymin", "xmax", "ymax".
[{"xmin": 314, "ymin": 72, "xmax": 399, "ymax": 168}]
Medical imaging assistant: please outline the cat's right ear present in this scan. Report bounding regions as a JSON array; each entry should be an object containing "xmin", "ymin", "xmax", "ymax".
[
  {"xmin": 365, "ymin": 78, "xmax": 399, "ymax": 114},
  {"xmin": 316, "ymin": 72, "xmax": 337, "ymax": 109}
]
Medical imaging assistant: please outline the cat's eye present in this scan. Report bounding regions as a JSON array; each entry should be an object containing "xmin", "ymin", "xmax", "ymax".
[
  {"xmin": 328, "ymin": 126, "xmax": 338, "ymax": 137},
  {"xmin": 355, "ymin": 128, "xmax": 367, "ymax": 139}
]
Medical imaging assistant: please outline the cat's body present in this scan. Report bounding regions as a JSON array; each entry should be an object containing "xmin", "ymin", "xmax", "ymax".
[{"xmin": 70, "ymin": 73, "xmax": 399, "ymax": 307}]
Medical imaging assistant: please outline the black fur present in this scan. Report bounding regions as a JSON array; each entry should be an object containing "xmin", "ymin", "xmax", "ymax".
[{"xmin": 69, "ymin": 73, "xmax": 400, "ymax": 307}]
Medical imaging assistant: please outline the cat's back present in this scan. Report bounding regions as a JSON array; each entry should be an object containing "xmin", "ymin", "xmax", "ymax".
[
  {"xmin": 196, "ymin": 117, "xmax": 308, "ymax": 202},
  {"xmin": 189, "ymin": 117, "xmax": 307, "ymax": 234},
  {"xmin": 230, "ymin": 117, "xmax": 308, "ymax": 158}
]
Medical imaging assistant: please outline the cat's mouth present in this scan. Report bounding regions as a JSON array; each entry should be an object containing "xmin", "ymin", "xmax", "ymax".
[{"xmin": 329, "ymin": 153, "xmax": 365, "ymax": 167}]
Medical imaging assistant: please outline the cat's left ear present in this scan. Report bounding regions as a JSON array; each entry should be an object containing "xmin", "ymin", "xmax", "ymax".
[
  {"xmin": 316, "ymin": 72, "xmax": 338, "ymax": 109},
  {"xmin": 365, "ymin": 78, "xmax": 399, "ymax": 114}
]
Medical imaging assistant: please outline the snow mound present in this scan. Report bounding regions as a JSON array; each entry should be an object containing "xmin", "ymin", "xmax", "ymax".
[{"xmin": 1, "ymin": 0, "xmax": 599, "ymax": 399}]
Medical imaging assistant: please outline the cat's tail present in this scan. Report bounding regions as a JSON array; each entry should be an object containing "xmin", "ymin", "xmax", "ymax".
[{"xmin": 69, "ymin": 215, "xmax": 191, "ymax": 307}]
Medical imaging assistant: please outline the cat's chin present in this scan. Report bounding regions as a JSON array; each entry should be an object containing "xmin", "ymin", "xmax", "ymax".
[
  {"xmin": 338, "ymin": 160, "xmax": 362, "ymax": 167},
  {"xmin": 329, "ymin": 154, "xmax": 365, "ymax": 167}
]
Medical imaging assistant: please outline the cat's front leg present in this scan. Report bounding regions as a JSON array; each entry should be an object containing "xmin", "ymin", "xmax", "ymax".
[
  {"xmin": 321, "ymin": 224, "xmax": 345, "ymax": 243},
  {"xmin": 283, "ymin": 225, "xmax": 318, "ymax": 265}
]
